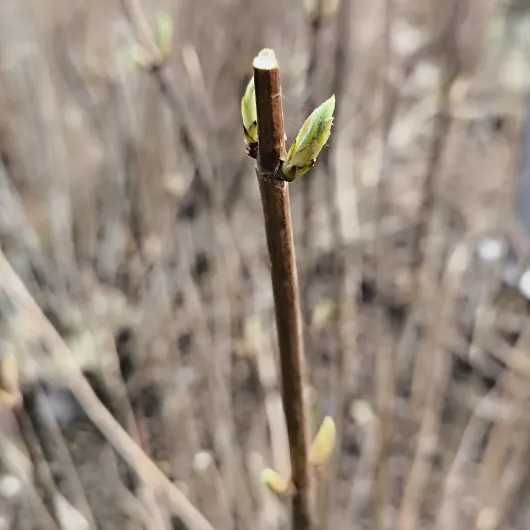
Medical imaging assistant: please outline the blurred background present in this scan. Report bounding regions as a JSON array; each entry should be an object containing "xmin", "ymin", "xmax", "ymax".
[{"xmin": 1, "ymin": 0, "xmax": 530, "ymax": 529}]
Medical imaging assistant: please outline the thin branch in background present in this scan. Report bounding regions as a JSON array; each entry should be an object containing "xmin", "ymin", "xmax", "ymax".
[
  {"xmin": 0, "ymin": 425, "xmax": 61, "ymax": 530},
  {"xmin": 408, "ymin": 2, "xmax": 462, "ymax": 424},
  {"xmin": 470, "ymin": 324, "xmax": 530, "ymax": 530},
  {"xmin": 372, "ymin": 2, "xmax": 396, "ymax": 529},
  {"xmin": 409, "ymin": 0, "xmax": 463, "ymax": 288},
  {"xmin": 118, "ymin": 14, "xmax": 255, "ymax": 526},
  {"xmin": 120, "ymin": 0, "xmax": 162, "ymax": 67},
  {"xmin": 177, "ymin": 226, "xmax": 255, "ymax": 530},
  {"xmin": 0, "ymin": 249, "xmax": 217, "ymax": 530},
  {"xmin": 191, "ymin": 450, "xmax": 234, "ymax": 530},
  {"xmin": 253, "ymin": 48, "xmax": 311, "ymax": 530},
  {"xmin": 435, "ymin": 385, "xmax": 499, "ymax": 530},
  {"xmin": 245, "ymin": 301, "xmax": 290, "ymax": 481},
  {"xmin": 409, "ymin": 78, "xmax": 455, "ymax": 284},
  {"xmin": 127, "ymin": 9, "xmax": 250, "ymax": 362},
  {"xmin": 320, "ymin": 0, "xmax": 360, "ymax": 526},
  {"xmin": 120, "ymin": 0, "xmax": 219, "ymax": 210},
  {"xmin": 148, "ymin": 65, "xmax": 216, "ymax": 206},
  {"xmin": 300, "ymin": 0, "xmax": 326, "ymax": 336},
  {"xmin": 21, "ymin": 387, "xmax": 98, "ymax": 530},
  {"xmin": 396, "ymin": 241, "xmax": 470, "ymax": 530},
  {"xmin": 0, "ymin": 151, "xmax": 59, "ymax": 292},
  {"xmin": 346, "ymin": 400, "xmax": 381, "ymax": 523},
  {"xmin": 123, "ymin": 14, "xmax": 252, "ymax": 513},
  {"xmin": 480, "ymin": 432, "xmax": 530, "ymax": 530},
  {"xmin": 97, "ymin": 358, "xmax": 173, "ymax": 530},
  {"xmin": 13, "ymin": 406, "xmax": 63, "ymax": 528}
]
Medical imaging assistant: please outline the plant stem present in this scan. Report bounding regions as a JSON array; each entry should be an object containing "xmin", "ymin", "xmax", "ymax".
[{"xmin": 253, "ymin": 49, "xmax": 311, "ymax": 530}]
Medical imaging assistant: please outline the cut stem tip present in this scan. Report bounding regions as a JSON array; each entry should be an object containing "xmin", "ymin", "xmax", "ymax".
[{"xmin": 253, "ymin": 48, "xmax": 279, "ymax": 70}]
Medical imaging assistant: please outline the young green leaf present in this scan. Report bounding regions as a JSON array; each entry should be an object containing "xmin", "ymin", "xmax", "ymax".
[
  {"xmin": 260, "ymin": 468, "xmax": 290, "ymax": 495},
  {"xmin": 281, "ymin": 94, "xmax": 335, "ymax": 181},
  {"xmin": 241, "ymin": 77, "xmax": 258, "ymax": 156},
  {"xmin": 308, "ymin": 415, "xmax": 336, "ymax": 469},
  {"xmin": 156, "ymin": 11, "xmax": 174, "ymax": 59}
]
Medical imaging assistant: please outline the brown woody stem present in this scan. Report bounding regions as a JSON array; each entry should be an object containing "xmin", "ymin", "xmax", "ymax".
[{"xmin": 253, "ymin": 49, "xmax": 311, "ymax": 530}]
